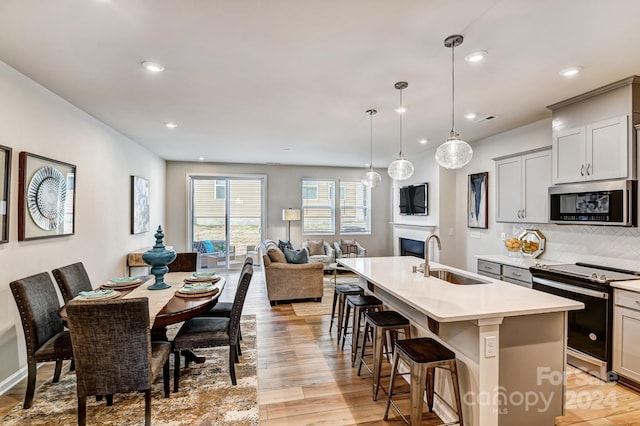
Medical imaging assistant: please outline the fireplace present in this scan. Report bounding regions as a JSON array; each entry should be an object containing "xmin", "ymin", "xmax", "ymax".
[{"xmin": 400, "ymin": 238, "xmax": 425, "ymax": 259}]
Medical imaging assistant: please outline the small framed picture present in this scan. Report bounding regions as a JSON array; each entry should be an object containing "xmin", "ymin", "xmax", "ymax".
[
  {"xmin": 468, "ymin": 172, "xmax": 488, "ymax": 229},
  {"xmin": 131, "ymin": 175, "xmax": 150, "ymax": 234},
  {"xmin": 0, "ymin": 145, "xmax": 11, "ymax": 243},
  {"xmin": 18, "ymin": 152, "xmax": 76, "ymax": 241}
]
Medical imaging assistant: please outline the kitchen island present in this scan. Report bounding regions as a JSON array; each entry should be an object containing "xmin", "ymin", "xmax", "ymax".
[{"xmin": 339, "ymin": 256, "xmax": 584, "ymax": 426}]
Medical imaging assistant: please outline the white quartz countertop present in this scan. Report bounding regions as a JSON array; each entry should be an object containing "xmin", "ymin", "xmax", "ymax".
[
  {"xmin": 611, "ymin": 280, "xmax": 640, "ymax": 292},
  {"xmin": 339, "ymin": 256, "xmax": 583, "ymax": 322},
  {"xmin": 475, "ymin": 254, "xmax": 565, "ymax": 268}
]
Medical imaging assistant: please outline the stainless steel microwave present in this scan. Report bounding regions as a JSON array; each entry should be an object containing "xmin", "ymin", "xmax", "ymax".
[{"xmin": 549, "ymin": 180, "xmax": 637, "ymax": 226}]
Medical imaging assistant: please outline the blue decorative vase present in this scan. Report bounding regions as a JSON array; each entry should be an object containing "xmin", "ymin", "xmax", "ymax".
[{"xmin": 142, "ymin": 226, "xmax": 176, "ymax": 290}]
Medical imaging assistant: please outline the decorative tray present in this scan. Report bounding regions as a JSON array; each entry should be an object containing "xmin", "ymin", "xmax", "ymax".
[{"xmin": 518, "ymin": 229, "xmax": 545, "ymax": 258}]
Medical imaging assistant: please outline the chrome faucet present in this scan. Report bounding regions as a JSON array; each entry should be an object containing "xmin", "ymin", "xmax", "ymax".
[{"xmin": 423, "ymin": 234, "xmax": 442, "ymax": 277}]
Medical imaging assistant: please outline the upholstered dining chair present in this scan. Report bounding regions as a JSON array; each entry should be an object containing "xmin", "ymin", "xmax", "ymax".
[
  {"xmin": 10, "ymin": 272, "xmax": 74, "ymax": 409},
  {"xmin": 198, "ymin": 257, "xmax": 253, "ymax": 352},
  {"xmin": 168, "ymin": 252, "xmax": 198, "ymax": 272},
  {"xmin": 52, "ymin": 262, "xmax": 93, "ymax": 304},
  {"xmin": 172, "ymin": 260, "xmax": 254, "ymax": 390},
  {"xmin": 66, "ymin": 298, "xmax": 171, "ymax": 426}
]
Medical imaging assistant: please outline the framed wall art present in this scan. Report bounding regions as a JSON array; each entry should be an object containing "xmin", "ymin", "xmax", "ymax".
[
  {"xmin": 131, "ymin": 175, "xmax": 150, "ymax": 234},
  {"xmin": 0, "ymin": 145, "xmax": 11, "ymax": 243},
  {"xmin": 468, "ymin": 171, "xmax": 488, "ymax": 229},
  {"xmin": 18, "ymin": 152, "xmax": 76, "ymax": 241}
]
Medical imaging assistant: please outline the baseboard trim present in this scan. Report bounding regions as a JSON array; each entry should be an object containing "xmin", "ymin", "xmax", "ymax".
[{"xmin": 0, "ymin": 365, "xmax": 27, "ymax": 396}]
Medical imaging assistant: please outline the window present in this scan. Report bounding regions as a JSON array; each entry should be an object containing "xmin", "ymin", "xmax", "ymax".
[
  {"xmin": 339, "ymin": 180, "xmax": 371, "ymax": 234},
  {"xmin": 214, "ymin": 180, "xmax": 226, "ymax": 200},
  {"xmin": 302, "ymin": 179, "xmax": 335, "ymax": 235}
]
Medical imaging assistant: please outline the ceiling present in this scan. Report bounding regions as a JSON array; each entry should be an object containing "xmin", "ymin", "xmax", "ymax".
[{"xmin": 1, "ymin": 0, "xmax": 640, "ymax": 168}]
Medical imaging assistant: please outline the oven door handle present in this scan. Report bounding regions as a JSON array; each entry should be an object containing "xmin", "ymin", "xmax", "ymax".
[{"xmin": 532, "ymin": 277, "xmax": 609, "ymax": 299}]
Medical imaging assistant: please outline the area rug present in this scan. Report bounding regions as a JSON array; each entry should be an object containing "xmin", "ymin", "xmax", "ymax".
[
  {"xmin": 291, "ymin": 275, "xmax": 360, "ymax": 317},
  {"xmin": 1, "ymin": 315, "xmax": 258, "ymax": 426}
]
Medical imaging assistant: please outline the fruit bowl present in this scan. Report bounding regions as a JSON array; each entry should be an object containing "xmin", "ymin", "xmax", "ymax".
[
  {"xmin": 504, "ymin": 237, "xmax": 522, "ymax": 255},
  {"xmin": 519, "ymin": 229, "xmax": 545, "ymax": 258}
]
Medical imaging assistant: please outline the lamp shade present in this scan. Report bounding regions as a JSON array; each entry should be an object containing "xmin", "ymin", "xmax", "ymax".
[
  {"xmin": 435, "ymin": 134, "xmax": 473, "ymax": 169},
  {"xmin": 387, "ymin": 154, "xmax": 414, "ymax": 180},
  {"xmin": 282, "ymin": 208, "xmax": 301, "ymax": 221},
  {"xmin": 361, "ymin": 168, "xmax": 382, "ymax": 187}
]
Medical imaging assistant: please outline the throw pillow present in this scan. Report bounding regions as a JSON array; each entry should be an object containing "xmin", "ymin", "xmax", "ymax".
[
  {"xmin": 202, "ymin": 240, "xmax": 215, "ymax": 253},
  {"xmin": 278, "ymin": 240, "xmax": 293, "ymax": 251},
  {"xmin": 267, "ymin": 248, "xmax": 287, "ymax": 263},
  {"xmin": 193, "ymin": 241, "xmax": 207, "ymax": 254},
  {"xmin": 283, "ymin": 247, "xmax": 309, "ymax": 264},
  {"xmin": 307, "ymin": 239, "xmax": 325, "ymax": 256}
]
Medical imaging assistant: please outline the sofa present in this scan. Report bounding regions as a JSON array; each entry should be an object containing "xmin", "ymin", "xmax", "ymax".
[
  {"xmin": 259, "ymin": 240, "xmax": 324, "ymax": 306},
  {"xmin": 301, "ymin": 239, "xmax": 335, "ymax": 268}
]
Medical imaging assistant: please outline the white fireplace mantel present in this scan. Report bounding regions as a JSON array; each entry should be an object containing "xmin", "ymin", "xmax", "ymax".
[{"xmin": 391, "ymin": 222, "xmax": 437, "ymax": 256}]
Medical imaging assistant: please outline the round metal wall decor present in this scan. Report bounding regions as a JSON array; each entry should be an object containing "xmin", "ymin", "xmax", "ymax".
[{"xmin": 27, "ymin": 166, "xmax": 67, "ymax": 230}]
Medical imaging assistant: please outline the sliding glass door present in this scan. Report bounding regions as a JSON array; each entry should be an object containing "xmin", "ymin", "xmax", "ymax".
[{"xmin": 190, "ymin": 175, "xmax": 265, "ymax": 271}]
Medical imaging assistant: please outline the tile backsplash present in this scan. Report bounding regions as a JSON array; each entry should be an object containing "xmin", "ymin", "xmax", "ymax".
[{"xmin": 516, "ymin": 223, "xmax": 640, "ymax": 272}]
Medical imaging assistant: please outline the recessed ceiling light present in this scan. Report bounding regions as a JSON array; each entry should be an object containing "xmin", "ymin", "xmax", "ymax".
[
  {"xmin": 164, "ymin": 122, "xmax": 177, "ymax": 129},
  {"xmin": 464, "ymin": 112, "xmax": 478, "ymax": 120},
  {"xmin": 141, "ymin": 61, "xmax": 165, "ymax": 72},
  {"xmin": 465, "ymin": 50, "xmax": 487, "ymax": 63},
  {"xmin": 559, "ymin": 66, "xmax": 583, "ymax": 77},
  {"xmin": 419, "ymin": 139, "xmax": 428, "ymax": 145},
  {"xmin": 198, "ymin": 156, "xmax": 205, "ymax": 161},
  {"xmin": 394, "ymin": 106, "xmax": 407, "ymax": 114}
]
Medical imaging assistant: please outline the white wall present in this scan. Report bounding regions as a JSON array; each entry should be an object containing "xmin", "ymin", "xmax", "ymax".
[
  {"xmin": 165, "ymin": 161, "xmax": 393, "ymax": 257},
  {"xmin": 459, "ymin": 117, "xmax": 640, "ymax": 273},
  {"xmin": 0, "ymin": 60, "xmax": 165, "ymax": 386}
]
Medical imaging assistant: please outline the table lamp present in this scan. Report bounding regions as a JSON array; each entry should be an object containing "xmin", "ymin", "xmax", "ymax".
[{"xmin": 282, "ymin": 208, "xmax": 301, "ymax": 242}]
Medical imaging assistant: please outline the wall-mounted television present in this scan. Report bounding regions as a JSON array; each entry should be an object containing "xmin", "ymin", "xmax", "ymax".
[{"xmin": 399, "ymin": 183, "xmax": 428, "ymax": 215}]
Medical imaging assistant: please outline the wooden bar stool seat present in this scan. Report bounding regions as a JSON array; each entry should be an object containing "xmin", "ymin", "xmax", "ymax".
[
  {"xmin": 341, "ymin": 295, "xmax": 383, "ymax": 366},
  {"xmin": 330, "ymin": 284, "xmax": 364, "ymax": 338},
  {"xmin": 384, "ymin": 337, "xmax": 463, "ymax": 426},
  {"xmin": 358, "ymin": 310, "xmax": 411, "ymax": 401}
]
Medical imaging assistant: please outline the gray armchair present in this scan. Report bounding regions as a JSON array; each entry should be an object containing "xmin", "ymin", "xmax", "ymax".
[
  {"xmin": 334, "ymin": 240, "xmax": 366, "ymax": 258},
  {"xmin": 301, "ymin": 239, "xmax": 335, "ymax": 267}
]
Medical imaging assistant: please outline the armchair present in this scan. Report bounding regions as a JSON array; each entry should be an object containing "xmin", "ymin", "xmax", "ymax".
[
  {"xmin": 301, "ymin": 239, "xmax": 335, "ymax": 267},
  {"xmin": 334, "ymin": 239, "xmax": 366, "ymax": 258},
  {"xmin": 193, "ymin": 239, "xmax": 236, "ymax": 268}
]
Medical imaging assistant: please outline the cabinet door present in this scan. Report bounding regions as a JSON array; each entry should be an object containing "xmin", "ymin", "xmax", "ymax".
[
  {"xmin": 495, "ymin": 157, "xmax": 522, "ymax": 222},
  {"xmin": 522, "ymin": 150, "xmax": 551, "ymax": 223},
  {"xmin": 613, "ymin": 305, "xmax": 640, "ymax": 383},
  {"xmin": 552, "ymin": 126, "xmax": 585, "ymax": 184},
  {"xmin": 586, "ymin": 115, "xmax": 628, "ymax": 181}
]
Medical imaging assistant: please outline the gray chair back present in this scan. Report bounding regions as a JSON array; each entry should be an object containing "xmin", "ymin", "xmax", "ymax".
[
  {"xmin": 229, "ymin": 261, "xmax": 254, "ymax": 344},
  {"xmin": 52, "ymin": 262, "xmax": 93, "ymax": 303},
  {"xmin": 168, "ymin": 252, "xmax": 198, "ymax": 272},
  {"xmin": 66, "ymin": 298, "xmax": 151, "ymax": 397}
]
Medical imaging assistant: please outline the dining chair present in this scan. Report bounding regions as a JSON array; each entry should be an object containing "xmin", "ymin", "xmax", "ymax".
[
  {"xmin": 197, "ymin": 257, "xmax": 253, "ymax": 352},
  {"xmin": 10, "ymin": 272, "xmax": 74, "ymax": 409},
  {"xmin": 66, "ymin": 297, "xmax": 171, "ymax": 426},
  {"xmin": 167, "ymin": 252, "xmax": 198, "ymax": 272},
  {"xmin": 172, "ymin": 260, "xmax": 254, "ymax": 390},
  {"xmin": 52, "ymin": 262, "xmax": 93, "ymax": 303}
]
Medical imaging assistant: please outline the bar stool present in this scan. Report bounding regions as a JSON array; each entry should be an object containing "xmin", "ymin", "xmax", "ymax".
[
  {"xmin": 329, "ymin": 284, "xmax": 364, "ymax": 337},
  {"xmin": 341, "ymin": 295, "xmax": 383, "ymax": 366},
  {"xmin": 357, "ymin": 310, "xmax": 411, "ymax": 401},
  {"xmin": 384, "ymin": 337, "xmax": 463, "ymax": 426}
]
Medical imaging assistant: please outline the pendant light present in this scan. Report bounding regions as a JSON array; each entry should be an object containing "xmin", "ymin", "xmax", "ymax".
[
  {"xmin": 361, "ymin": 109, "xmax": 382, "ymax": 187},
  {"xmin": 387, "ymin": 82, "xmax": 415, "ymax": 180},
  {"xmin": 435, "ymin": 35, "xmax": 473, "ymax": 169}
]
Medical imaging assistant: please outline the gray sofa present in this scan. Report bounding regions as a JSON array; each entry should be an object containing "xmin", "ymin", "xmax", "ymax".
[{"xmin": 259, "ymin": 240, "xmax": 324, "ymax": 306}]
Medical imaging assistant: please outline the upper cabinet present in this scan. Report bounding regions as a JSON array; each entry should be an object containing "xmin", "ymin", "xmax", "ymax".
[
  {"xmin": 495, "ymin": 148, "xmax": 551, "ymax": 223},
  {"xmin": 553, "ymin": 115, "xmax": 628, "ymax": 183},
  {"xmin": 547, "ymin": 76, "xmax": 640, "ymax": 185}
]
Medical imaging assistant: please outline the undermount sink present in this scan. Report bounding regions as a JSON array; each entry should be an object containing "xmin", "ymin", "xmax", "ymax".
[{"xmin": 429, "ymin": 269, "xmax": 490, "ymax": 285}]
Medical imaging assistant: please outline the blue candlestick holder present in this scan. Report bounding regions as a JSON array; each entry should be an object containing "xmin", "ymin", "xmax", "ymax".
[{"xmin": 142, "ymin": 226, "xmax": 176, "ymax": 290}]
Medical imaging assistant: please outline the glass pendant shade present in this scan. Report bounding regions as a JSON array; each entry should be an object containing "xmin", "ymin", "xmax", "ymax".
[
  {"xmin": 435, "ymin": 132, "xmax": 473, "ymax": 169},
  {"xmin": 361, "ymin": 167, "xmax": 382, "ymax": 187},
  {"xmin": 387, "ymin": 154, "xmax": 414, "ymax": 180}
]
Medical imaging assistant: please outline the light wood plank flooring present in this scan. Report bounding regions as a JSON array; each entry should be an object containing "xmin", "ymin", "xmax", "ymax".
[{"xmin": 2, "ymin": 269, "xmax": 640, "ymax": 425}]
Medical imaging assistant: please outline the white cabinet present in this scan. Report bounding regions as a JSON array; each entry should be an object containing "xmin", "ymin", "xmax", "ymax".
[
  {"xmin": 476, "ymin": 259, "xmax": 532, "ymax": 288},
  {"xmin": 496, "ymin": 149, "xmax": 550, "ymax": 223},
  {"xmin": 552, "ymin": 115, "xmax": 629, "ymax": 184},
  {"xmin": 613, "ymin": 289, "xmax": 640, "ymax": 385}
]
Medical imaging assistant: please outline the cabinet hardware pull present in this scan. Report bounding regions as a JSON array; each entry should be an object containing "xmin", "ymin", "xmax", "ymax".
[
  {"xmin": 512, "ymin": 272, "xmax": 522, "ymax": 277},
  {"xmin": 484, "ymin": 266, "xmax": 491, "ymax": 270},
  {"xmin": 636, "ymin": 300, "xmax": 640, "ymax": 304},
  {"xmin": 580, "ymin": 164, "xmax": 585, "ymax": 176},
  {"xmin": 586, "ymin": 163, "xmax": 591, "ymax": 175},
  {"xmin": 521, "ymin": 209, "xmax": 525, "ymax": 218}
]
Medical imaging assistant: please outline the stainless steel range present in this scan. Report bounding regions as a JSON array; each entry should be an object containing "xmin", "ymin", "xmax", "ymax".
[{"xmin": 530, "ymin": 262, "xmax": 640, "ymax": 381}]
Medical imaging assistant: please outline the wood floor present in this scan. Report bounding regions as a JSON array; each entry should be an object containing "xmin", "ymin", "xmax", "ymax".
[{"xmin": 2, "ymin": 269, "xmax": 640, "ymax": 425}]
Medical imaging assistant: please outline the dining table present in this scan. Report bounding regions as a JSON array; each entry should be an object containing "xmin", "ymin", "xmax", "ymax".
[{"xmin": 59, "ymin": 271, "xmax": 226, "ymax": 363}]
